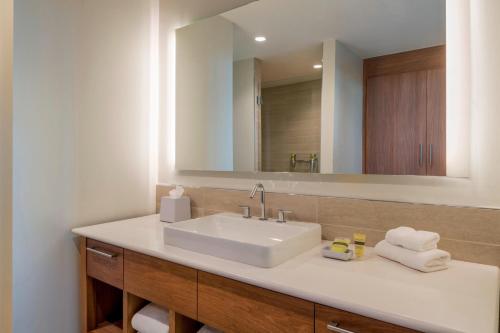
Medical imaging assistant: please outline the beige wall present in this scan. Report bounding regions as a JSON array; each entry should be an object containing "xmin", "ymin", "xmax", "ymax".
[
  {"xmin": 262, "ymin": 80, "xmax": 322, "ymax": 172},
  {"xmin": 0, "ymin": 0, "xmax": 13, "ymax": 331}
]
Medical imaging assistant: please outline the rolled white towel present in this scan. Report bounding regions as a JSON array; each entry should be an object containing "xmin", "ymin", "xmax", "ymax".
[
  {"xmin": 132, "ymin": 303, "xmax": 169, "ymax": 333},
  {"xmin": 386, "ymin": 226, "xmax": 440, "ymax": 252},
  {"xmin": 198, "ymin": 325, "xmax": 223, "ymax": 333},
  {"xmin": 375, "ymin": 240, "xmax": 451, "ymax": 273}
]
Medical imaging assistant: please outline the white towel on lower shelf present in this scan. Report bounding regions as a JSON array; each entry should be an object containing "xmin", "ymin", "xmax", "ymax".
[
  {"xmin": 375, "ymin": 240, "xmax": 451, "ymax": 272},
  {"xmin": 131, "ymin": 303, "xmax": 169, "ymax": 333},
  {"xmin": 386, "ymin": 226, "xmax": 440, "ymax": 252},
  {"xmin": 198, "ymin": 325, "xmax": 223, "ymax": 333}
]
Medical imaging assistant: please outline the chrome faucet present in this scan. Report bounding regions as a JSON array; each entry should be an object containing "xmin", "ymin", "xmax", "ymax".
[{"xmin": 249, "ymin": 183, "xmax": 267, "ymax": 220}]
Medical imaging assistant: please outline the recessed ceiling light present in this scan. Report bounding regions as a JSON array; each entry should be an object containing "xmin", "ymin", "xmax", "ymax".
[
  {"xmin": 313, "ymin": 64, "xmax": 323, "ymax": 69},
  {"xmin": 254, "ymin": 36, "xmax": 267, "ymax": 42}
]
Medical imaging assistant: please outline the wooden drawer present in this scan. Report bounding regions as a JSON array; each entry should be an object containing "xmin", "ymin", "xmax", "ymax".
[
  {"xmin": 198, "ymin": 271, "xmax": 314, "ymax": 333},
  {"xmin": 315, "ymin": 304, "xmax": 421, "ymax": 333},
  {"xmin": 124, "ymin": 250, "xmax": 198, "ymax": 319},
  {"xmin": 86, "ymin": 239, "xmax": 124, "ymax": 289}
]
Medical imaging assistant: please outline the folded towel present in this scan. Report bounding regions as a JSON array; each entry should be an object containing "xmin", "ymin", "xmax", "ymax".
[
  {"xmin": 198, "ymin": 325, "xmax": 223, "ymax": 333},
  {"xmin": 131, "ymin": 303, "xmax": 169, "ymax": 333},
  {"xmin": 386, "ymin": 226, "xmax": 440, "ymax": 252},
  {"xmin": 375, "ymin": 240, "xmax": 451, "ymax": 272}
]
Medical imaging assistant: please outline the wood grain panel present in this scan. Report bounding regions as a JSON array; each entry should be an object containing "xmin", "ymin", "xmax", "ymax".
[
  {"xmin": 169, "ymin": 310, "xmax": 202, "ymax": 333},
  {"xmin": 80, "ymin": 237, "xmax": 95, "ymax": 333},
  {"xmin": 89, "ymin": 322, "xmax": 122, "ymax": 333},
  {"xmin": 364, "ymin": 46, "xmax": 445, "ymax": 78},
  {"xmin": 426, "ymin": 68, "xmax": 446, "ymax": 176},
  {"xmin": 363, "ymin": 45, "xmax": 445, "ymax": 176},
  {"xmin": 315, "ymin": 304, "xmax": 421, "ymax": 333},
  {"xmin": 86, "ymin": 239, "xmax": 124, "ymax": 289},
  {"xmin": 198, "ymin": 271, "xmax": 314, "ymax": 333},
  {"xmin": 365, "ymin": 71, "xmax": 427, "ymax": 175},
  {"xmin": 124, "ymin": 250, "xmax": 198, "ymax": 319},
  {"xmin": 123, "ymin": 292, "xmax": 148, "ymax": 333},
  {"xmin": 93, "ymin": 280, "xmax": 123, "ymax": 328}
]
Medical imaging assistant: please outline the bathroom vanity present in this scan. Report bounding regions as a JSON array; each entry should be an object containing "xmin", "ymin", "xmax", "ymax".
[{"xmin": 73, "ymin": 215, "xmax": 499, "ymax": 333}]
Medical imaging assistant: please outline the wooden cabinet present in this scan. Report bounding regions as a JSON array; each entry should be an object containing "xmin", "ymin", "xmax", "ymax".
[
  {"xmin": 86, "ymin": 239, "xmax": 124, "ymax": 289},
  {"xmin": 364, "ymin": 46, "xmax": 446, "ymax": 176},
  {"xmin": 124, "ymin": 250, "xmax": 198, "ymax": 319},
  {"xmin": 79, "ymin": 237, "xmax": 424, "ymax": 333},
  {"xmin": 315, "ymin": 304, "xmax": 421, "ymax": 333},
  {"xmin": 198, "ymin": 272, "xmax": 314, "ymax": 333}
]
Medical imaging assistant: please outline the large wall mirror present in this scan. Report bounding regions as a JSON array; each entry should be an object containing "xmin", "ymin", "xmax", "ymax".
[{"xmin": 176, "ymin": 0, "xmax": 448, "ymax": 176}]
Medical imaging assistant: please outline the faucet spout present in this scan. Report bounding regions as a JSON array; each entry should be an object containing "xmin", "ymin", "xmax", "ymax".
[{"xmin": 249, "ymin": 183, "xmax": 267, "ymax": 220}]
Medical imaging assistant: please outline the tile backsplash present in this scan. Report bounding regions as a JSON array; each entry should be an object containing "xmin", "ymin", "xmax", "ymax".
[{"xmin": 157, "ymin": 185, "xmax": 500, "ymax": 266}]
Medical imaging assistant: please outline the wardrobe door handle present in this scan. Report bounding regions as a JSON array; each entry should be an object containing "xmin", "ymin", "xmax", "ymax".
[
  {"xmin": 419, "ymin": 144, "xmax": 423, "ymax": 166},
  {"xmin": 429, "ymin": 144, "xmax": 433, "ymax": 167},
  {"xmin": 327, "ymin": 322, "xmax": 356, "ymax": 333}
]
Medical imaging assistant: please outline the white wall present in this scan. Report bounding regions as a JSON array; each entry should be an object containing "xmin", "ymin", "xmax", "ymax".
[
  {"xmin": 13, "ymin": 1, "xmax": 79, "ymax": 332},
  {"xmin": 233, "ymin": 58, "xmax": 256, "ymax": 171},
  {"xmin": 76, "ymin": 0, "xmax": 157, "ymax": 224},
  {"xmin": 0, "ymin": 0, "xmax": 13, "ymax": 331},
  {"xmin": 320, "ymin": 40, "xmax": 335, "ymax": 174},
  {"xmin": 333, "ymin": 41, "xmax": 363, "ymax": 174},
  {"xmin": 13, "ymin": 1, "xmax": 157, "ymax": 332},
  {"xmin": 469, "ymin": 0, "xmax": 500, "ymax": 207},
  {"xmin": 446, "ymin": 0, "xmax": 471, "ymax": 178},
  {"xmin": 160, "ymin": 1, "xmax": 500, "ymax": 210},
  {"xmin": 176, "ymin": 16, "xmax": 234, "ymax": 171}
]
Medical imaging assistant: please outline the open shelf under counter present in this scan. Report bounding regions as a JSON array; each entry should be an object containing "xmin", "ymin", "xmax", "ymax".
[{"xmin": 88, "ymin": 321, "xmax": 122, "ymax": 333}]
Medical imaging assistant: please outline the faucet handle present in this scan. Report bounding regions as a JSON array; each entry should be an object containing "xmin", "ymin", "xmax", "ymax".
[
  {"xmin": 239, "ymin": 205, "xmax": 251, "ymax": 218},
  {"xmin": 276, "ymin": 209, "xmax": 292, "ymax": 223}
]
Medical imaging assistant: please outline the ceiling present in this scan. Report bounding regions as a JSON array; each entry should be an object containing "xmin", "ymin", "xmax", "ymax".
[{"xmin": 222, "ymin": 0, "xmax": 446, "ymax": 84}]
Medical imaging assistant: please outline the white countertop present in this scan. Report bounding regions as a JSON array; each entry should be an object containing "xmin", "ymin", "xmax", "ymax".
[{"xmin": 72, "ymin": 214, "xmax": 500, "ymax": 333}]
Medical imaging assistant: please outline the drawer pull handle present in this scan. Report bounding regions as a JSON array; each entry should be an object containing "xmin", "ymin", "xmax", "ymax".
[
  {"xmin": 86, "ymin": 247, "xmax": 118, "ymax": 259},
  {"xmin": 327, "ymin": 322, "xmax": 356, "ymax": 333}
]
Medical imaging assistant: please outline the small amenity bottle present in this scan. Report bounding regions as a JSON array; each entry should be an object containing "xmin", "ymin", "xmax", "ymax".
[{"xmin": 353, "ymin": 233, "xmax": 366, "ymax": 258}]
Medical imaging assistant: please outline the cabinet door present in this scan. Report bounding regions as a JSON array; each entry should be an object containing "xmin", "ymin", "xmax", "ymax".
[
  {"xmin": 365, "ymin": 71, "xmax": 427, "ymax": 175},
  {"xmin": 198, "ymin": 271, "xmax": 314, "ymax": 333},
  {"xmin": 124, "ymin": 250, "xmax": 198, "ymax": 319},
  {"xmin": 315, "ymin": 304, "xmax": 421, "ymax": 333},
  {"xmin": 426, "ymin": 68, "xmax": 446, "ymax": 176}
]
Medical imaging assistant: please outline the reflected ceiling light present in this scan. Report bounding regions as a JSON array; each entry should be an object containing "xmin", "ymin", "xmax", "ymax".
[
  {"xmin": 254, "ymin": 36, "xmax": 267, "ymax": 42},
  {"xmin": 313, "ymin": 64, "xmax": 323, "ymax": 69}
]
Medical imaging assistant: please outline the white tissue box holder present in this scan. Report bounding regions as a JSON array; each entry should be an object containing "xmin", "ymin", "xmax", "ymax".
[{"xmin": 160, "ymin": 196, "xmax": 191, "ymax": 223}]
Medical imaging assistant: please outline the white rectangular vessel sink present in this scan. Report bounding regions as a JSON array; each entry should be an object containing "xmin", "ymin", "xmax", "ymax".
[{"xmin": 163, "ymin": 213, "xmax": 321, "ymax": 268}]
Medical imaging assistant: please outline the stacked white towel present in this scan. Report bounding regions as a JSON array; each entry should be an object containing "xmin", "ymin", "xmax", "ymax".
[
  {"xmin": 132, "ymin": 303, "xmax": 169, "ymax": 333},
  {"xmin": 375, "ymin": 226, "xmax": 451, "ymax": 273},
  {"xmin": 385, "ymin": 226, "xmax": 440, "ymax": 251}
]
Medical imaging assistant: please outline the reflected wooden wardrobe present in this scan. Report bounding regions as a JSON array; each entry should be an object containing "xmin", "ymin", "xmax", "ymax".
[{"xmin": 363, "ymin": 46, "xmax": 446, "ymax": 176}]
